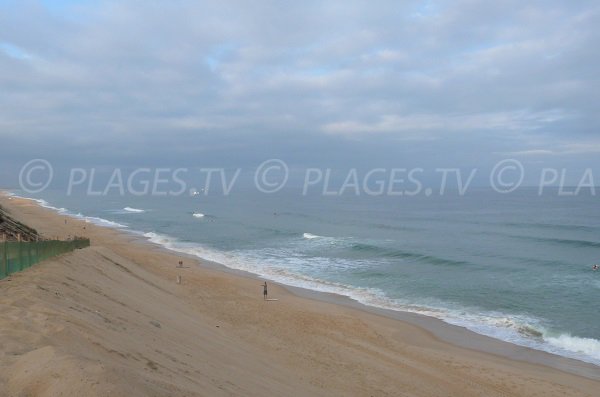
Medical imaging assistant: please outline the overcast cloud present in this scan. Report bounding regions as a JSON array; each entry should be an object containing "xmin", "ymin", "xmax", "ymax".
[{"xmin": 1, "ymin": 0, "xmax": 599, "ymax": 185}]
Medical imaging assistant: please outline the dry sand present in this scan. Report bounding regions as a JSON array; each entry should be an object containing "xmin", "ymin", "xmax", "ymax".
[{"xmin": 1, "ymin": 193, "xmax": 599, "ymax": 396}]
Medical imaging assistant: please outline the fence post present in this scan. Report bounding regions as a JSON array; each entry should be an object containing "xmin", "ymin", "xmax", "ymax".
[
  {"xmin": 19, "ymin": 241, "xmax": 23, "ymax": 272},
  {"xmin": 1, "ymin": 240, "xmax": 6, "ymax": 279},
  {"xmin": 27, "ymin": 242, "xmax": 31, "ymax": 269}
]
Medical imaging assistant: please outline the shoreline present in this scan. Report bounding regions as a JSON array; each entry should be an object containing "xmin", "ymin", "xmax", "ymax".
[
  {"xmin": 3, "ymin": 191, "xmax": 600, "ymax": 380},
  {"xmin": 137, "ymin": 231, "xmax": 600, "ymax": 380},
  {"xmin": 4, "ymin": 191, "xmax": 599, "ymax": 379},
  {"xmin": 150, "ymin": 243, "xmax": 600, "ymax": 381},
  {"xmin": 2, "ymin": 190, "xmax": 600, "ymax": 396}
]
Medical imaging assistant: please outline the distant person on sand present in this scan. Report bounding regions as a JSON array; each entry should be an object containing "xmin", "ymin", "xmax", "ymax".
[{"xmin": 263, "ymin": 282, "xmax": 268, "ymax": 300}]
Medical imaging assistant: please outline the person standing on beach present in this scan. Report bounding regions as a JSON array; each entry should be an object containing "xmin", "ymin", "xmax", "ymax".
[{"xmin": 263, "ymin": 282, "xmax": 268, "ymax": 300}]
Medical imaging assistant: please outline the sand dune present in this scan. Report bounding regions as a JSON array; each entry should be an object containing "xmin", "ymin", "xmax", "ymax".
[{"xmin": 1, "ymin": 194, "xmax": 599, "ymax": 396}]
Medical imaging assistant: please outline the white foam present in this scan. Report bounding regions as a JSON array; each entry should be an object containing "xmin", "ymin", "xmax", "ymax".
[
  {"xmin": 123, "ymin": 207, "xmax": 145, "ymax": 213},
  {"xmin": 77, "ymin": 214, "xmax": 127, "ymax": 228},
  {"xmin": 546, "ymin": 334, "xmax": 600, "ymax": 358},
  {"xmin": 24, "ymin": 197, "xmax": 68, "ymax": 214},
  {"xmin": 8, "ymin": 193, "xmax": 127, "ymax": 229},
  {"xmin": 192, "ymin": 213, "xmax": 205, "ymax": 218},
  {"xmin": 303, "ymin": 232, "xmax": 321, "ymax": 239},
  {"xmin": 144, "ymin": 232, "xmax": 173, "ymax": 246}
]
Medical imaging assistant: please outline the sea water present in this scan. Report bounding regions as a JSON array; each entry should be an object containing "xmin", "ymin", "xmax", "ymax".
[{"xmin": 10, "ymin": 188, "xmax": 600, "ymax": 366}]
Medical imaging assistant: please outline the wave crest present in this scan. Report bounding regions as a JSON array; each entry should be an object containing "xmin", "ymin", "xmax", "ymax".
[
  {"xmin": 303, "ymin": 233, "xmax": 321, "ymax": 239},
  {"xmin": 123, "ymin": 207, "xmax": 145, "ymax": 213},
  {"xmin": 546, "ymin": 334, "xmax": 600, "ymax": 358}
]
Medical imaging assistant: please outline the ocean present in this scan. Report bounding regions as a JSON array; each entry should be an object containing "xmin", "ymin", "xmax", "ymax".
[{"xmin": 9, "ymin": 188, "xmax": 600, "ymax": 366}]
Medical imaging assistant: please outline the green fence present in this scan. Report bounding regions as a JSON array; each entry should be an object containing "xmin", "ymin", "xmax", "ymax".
[{"xmin": 0, "ymin": 238, "xmax": 90, "ymax": 279}]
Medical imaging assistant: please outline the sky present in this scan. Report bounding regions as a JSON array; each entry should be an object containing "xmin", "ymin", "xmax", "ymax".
[{"xmin": 0, "ymin": 0, "xmax": 599, "ymax": 187}]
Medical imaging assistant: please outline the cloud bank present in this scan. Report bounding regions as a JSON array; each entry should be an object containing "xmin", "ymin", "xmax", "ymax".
[{"xmin": 0, "ymin": 0, "xmax": 599, "ymax": 181}]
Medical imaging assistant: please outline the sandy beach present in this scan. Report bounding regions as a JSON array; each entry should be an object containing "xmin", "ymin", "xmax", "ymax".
[{"xmin": 0, "ymin": 193, "xmax": 599, "ymax": 397}]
